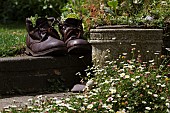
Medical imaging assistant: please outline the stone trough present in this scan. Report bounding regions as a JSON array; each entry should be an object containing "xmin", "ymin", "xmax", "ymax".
[{"xmin": 90, "ymin": 26, "xmax": 163, "ymax": 65}]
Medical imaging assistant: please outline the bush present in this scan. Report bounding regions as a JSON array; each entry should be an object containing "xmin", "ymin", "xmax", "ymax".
[{"xmin": 0, "ymin": 0, "xmax": 67, "ymax": 22}]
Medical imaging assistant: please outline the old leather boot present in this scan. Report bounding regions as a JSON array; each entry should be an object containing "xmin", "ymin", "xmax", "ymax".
[
  {"xmin": 58, "ymin": 18, "xmax": 92, "ymax": 54},
  {"xmin": 25, "ymin": 17, "xmax": 67, "ymax": 56}
]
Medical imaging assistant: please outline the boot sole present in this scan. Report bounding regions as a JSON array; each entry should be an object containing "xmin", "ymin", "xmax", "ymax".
[
  {"xmin": 25, "ymin": 47, "xmax": 67, "ymax": 56},
  {"xmin": 68, "ymin": 45, "xmax": 92, "ymax": 55}
]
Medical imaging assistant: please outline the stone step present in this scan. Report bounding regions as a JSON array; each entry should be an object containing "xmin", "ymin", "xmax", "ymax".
[{"xmin": 0, "ymin": 55, "xmax": 92, "ymax": 95}]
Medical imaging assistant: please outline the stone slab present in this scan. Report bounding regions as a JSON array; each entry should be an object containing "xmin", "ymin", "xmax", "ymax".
[{"xmin": 0, "ymin": 55, "xmax": 92, "ymax": 95}]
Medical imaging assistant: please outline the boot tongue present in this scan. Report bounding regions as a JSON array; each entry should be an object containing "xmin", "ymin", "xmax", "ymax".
[{"xmin": 64, "ymin": 18, "xmax": 82, "ymax": 27}]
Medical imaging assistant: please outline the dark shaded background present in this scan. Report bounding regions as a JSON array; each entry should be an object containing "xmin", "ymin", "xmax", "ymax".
[{"xmin": 0, "ymin": 0, "xmax": 67, "ymax": 23}]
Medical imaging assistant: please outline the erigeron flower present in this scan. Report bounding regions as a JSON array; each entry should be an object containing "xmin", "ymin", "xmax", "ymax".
[
  {"xmin": 145, "ymin": 107, "xmax": 151, "ymax": 110},
  {"xmin": 76, "ymin": 95, "xmax": 84, "ymax": 99},
  {"xmin": 138, "ymin": 66, "xmax": 144, "ymax": 71},
  {"xmin": 142, "ymin": 101, "xmax": 147, "ymax": 104},
  {"xmin": 17, "ymin": 108, "xmax": 22, "ymax": 111},
  {"xmin": 109, "ymin": 61, "xmax": 113, "ymax": 65},
  {"xmin": 113, "ymin": 100, "xmax": 117, "ymax": 103},
  {"xmin": 86, "ymin": 72, "xmax": 91, "ymax": 76},
  {"xmin": 109, "ymin": 88, "xmax": 116, "ymax": 94},
  {"xmin": 135, "ymin": 76, "xmax": 140, "ymax": 78},
  {"xmin": 145, "ymin": 72, "xmax": 150, "ymax": 74},
  {"xmin": 166, "ymin": 103, "xmax": 170, "ymax": 108},
  {"xmin": 116, "ymin": 109, "xmax": 126, "ymax": 113},
  {"xmin": 75, "ymin": 72, "xmax": 81, "ymax": 76},
  {"xmin": 81, "ymin": 106, "xmax": 85, "ymax": 111},
  {"xmin": 45, "ymin": 108, "xmax": 50, "ymax": 112},
  {"xmin": 148, "ymin": 91, "xmax": 152, "ymax": 95},
  {"xmin": 124, "ymin": 95, "xmax": 127, "ymax": 98},
  {"xmin": 79, "ymin": 56, "xmax": 84, "ymax": 59},
  {"xmin": 132, "ymin": 83, "xmax": 137, "ymax": 86},
  {"xmin": 118, "ymin": 69, "xmax": 125, "ymax": 72},
  {"xmin": 4, "ymin": 109, "xmax": 10, "ymax": 112},
  {"xmin": 131, "ymin": 78, "xmax": 135, "ymax": 81},
  {"xmin": 123, "ymin": 64, "xmax": 128, "ymax": 68},
  {"xmin": 84, "ymin": 98, "xmax": 88, "ymax": 102},
  {"xmin": 131, "ymin": 43, "xmax": 136, "ymax": 46},
  {"xmin": 54, "ymin": 99, "xmax": 62, "ymax": 104},
  {"xmin": 125, "ymin": 75, "xmax": 130, "ymax": 79},
  {"xmin": 37, "ymin": 95, "xmax": 43, "ymax": 100},
  {"xmin": 47, "ymin": 105, "xmax": 53, "ymax": 109},
  {"xmin": 105, "ymin": 56, "xmax": 108, "ymax": 58},
  {"xmin": 35, "ymin": 99, "xmax": 40, "ymax": 104},
  {"xmin": 153, "ymin": 94, "xmax": 158, "ymax": 97},
  {"xmin": 28, "ymin": 98, "xmax": 33, "ymax": 102},
  {"xmin": 83, "ymin": 102, "xmax": 88, "ymax": 105},
  {"xmin": 114, "ymin": 78, "xmax": 120, "ymax": 81},
  {"xmin": 10, "ymin": 105, "xmax": 17, "ymax": 108},
  {"xmin": 126, "ymin": 107, "xmax": 132, "ymax": 110},
  {"xmin": 107, "ymin": 97, "xmax": 113, "ymax": 102},
  {"xmin": 104, "ymin": 80, "xmax": 110, "ymax": 84},
  {"xmin": 131, "ymin": 48, "xmax": 136, "ymax": 51},
  {"xmin": 102, "ymin": 104, "xmax": 107, "ymax": 108},
  {"xmin": 122, "ymin": 53, "xmax": 127, "ymax": 56},
  {"xmin": 67, "ymin": 106, "xmax": 76, "ymax": 111},
  {"xmin": 36, "ymin": 108, "xmax": 43, "ymax": 111},
  {"xmin": 116, "ymin": 94, "xmax": 121, "ymax": 98},
  {"xmin": 161, "ymin": 1, "xmax": 167, "ymax": 5},
  {"xmin": 146, "ymin": 85, "xmax": 149, "ymax": 88},
  {"xmin": 65, "ymin": 98, "xmax": 70, "ymax": 101},
  {"xmin": 156, "ymin": 75, "xmax": 161, "ymax": 78},
  {"xmin": 107, "ymin": 104, "xmax": 113, "ymax": 109},
  {"xmin": 160, "ymin": 97, "xmax": 165, "ymax": 100},
  {"xmin": 161, "ymin": 84, "xmax": 166, "ymax": 87},
  {"xmin": 157, "ymin": 83, "xmax": 161, "ymax": 86},
  {"xmin": 149, "ymin": 59, "xmax": 154, "ymax": 63},
  {"xmin": 27, "ymin": 105, "xmax": 34, "ymax": 109},
  {"xmin": 111, "ymin": 82, "xmax": 116, "ymax": 86},
  {"xmin": 135, "ymin": 80, "xmax": 140, "ymax": 84},
  {"xmin": 106, "ymin": 49, "xmax": 110, "ymax": 53},
  {"xmin": 120, "ymin": 73, "xmax": 125, "ymax": 77},
  {"xmin": 3, "ymin": 105, "xmax": 10, "ymax": 109},
  {"xmin": 154, "ymin": 105, "xmax": 159, "ymax": 109},
  {"xmin": 128, "ymin": 65, "xmax": 133, "ymax": 69}
]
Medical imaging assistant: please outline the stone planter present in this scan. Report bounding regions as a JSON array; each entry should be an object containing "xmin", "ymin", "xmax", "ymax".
[{"xmin": 90, "ymin": 26, "xmax": 163, "ymax": 65}]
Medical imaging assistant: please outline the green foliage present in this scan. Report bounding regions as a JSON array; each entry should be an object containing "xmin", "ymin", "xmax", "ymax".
[
  {"xmin": 0, "ymin": 0, "xmax": 66, "ymax": 22},
  {"xmin": 107, "ymin": 0, "xmax": 118, "ymax": 10},
  {"xmin": 61, "ymin": 0, "xmax": 170, "ymax": 34}
]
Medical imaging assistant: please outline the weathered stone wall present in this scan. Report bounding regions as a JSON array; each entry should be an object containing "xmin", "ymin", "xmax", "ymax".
[
  {"xmin": 90, "ymin": 28, "xmax": 163, "ymax": 65},
  {"xmin": 0, "ymin": 55, "xmax": 92, "ymax": 95}
]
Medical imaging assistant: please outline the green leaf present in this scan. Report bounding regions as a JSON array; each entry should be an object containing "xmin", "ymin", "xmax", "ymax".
[
  {"xmin": 107, "ymin": 0, "xmax": 118, "ymax": 10},
  {"xmin": 66, "ymin": 13, "xmax": 79, "ymax": 19}
]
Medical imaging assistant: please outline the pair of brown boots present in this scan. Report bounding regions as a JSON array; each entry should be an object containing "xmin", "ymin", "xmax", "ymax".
[{"xmin": 25, "ymin": 17, "xmax": 91, "ymax": 56}]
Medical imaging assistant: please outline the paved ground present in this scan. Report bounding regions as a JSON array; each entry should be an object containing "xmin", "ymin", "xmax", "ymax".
[{"xmin": 0, "ymin": 92, "xmax": 75, "ymax": 111}]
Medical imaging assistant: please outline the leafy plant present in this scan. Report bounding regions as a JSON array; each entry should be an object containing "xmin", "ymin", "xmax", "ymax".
[{"xmin": 61, "ymin": 0, "xmax": 170, "ymax": 36}]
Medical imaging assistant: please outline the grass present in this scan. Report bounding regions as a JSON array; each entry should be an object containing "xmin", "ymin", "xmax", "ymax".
[{"xmin": 0, "ymin": 22, "xmax": 26, "ymax": 57}]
